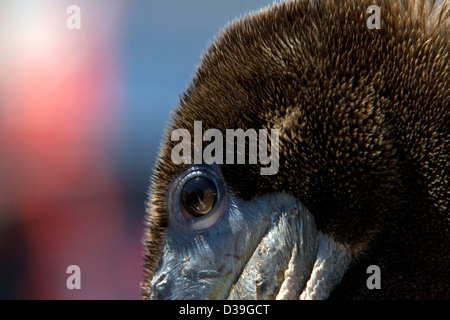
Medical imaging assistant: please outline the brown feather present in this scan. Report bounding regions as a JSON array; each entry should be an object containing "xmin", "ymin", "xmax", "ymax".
[{"xmin": 142, "ymin": 0, "xmax": 449, "ymax": 299}]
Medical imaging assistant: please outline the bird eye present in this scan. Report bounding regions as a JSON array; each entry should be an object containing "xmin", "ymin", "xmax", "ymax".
[
  {"xmin": 169, "ymin": 165, "xmax": 227, "ymax": 231},
  {"xmin": 181, "ymin": 176, "xmax": 218, "ymax": 218}
]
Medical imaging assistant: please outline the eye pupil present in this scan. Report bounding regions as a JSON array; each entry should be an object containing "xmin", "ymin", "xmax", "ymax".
[{"xmin": 181, "ymin": 177, "xmax": 218, "ymax": 217}]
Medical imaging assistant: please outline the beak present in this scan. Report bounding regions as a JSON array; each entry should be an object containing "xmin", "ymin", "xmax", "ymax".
[{"xmin": 147, "ymin": 193, "xmax": 337, "ymax": 300}]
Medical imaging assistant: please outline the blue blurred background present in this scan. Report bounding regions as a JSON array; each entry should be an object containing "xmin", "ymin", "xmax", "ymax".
[{"xmin": 0, "ymin": 0, "xmax": 275, "ymax": 299}]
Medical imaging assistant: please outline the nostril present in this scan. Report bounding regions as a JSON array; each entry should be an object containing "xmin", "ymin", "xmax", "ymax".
[{"xmin": 198, "ymin": 270, "xmax": 220, "ymax": 280}]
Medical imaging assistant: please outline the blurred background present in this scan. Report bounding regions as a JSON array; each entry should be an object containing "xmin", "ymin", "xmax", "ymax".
[{"xmin": 0, "ymin": 0, "xmax": 275, "ymax": 299}]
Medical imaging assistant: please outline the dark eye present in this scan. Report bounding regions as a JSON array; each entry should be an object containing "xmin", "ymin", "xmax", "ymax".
[
  {"xmin": 181, "ymin": 177, "xmax": 218, "ymax": 217},
  {"xmin": 170, "ymin": 165, "xmax": 226, "ymax": 231}
]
